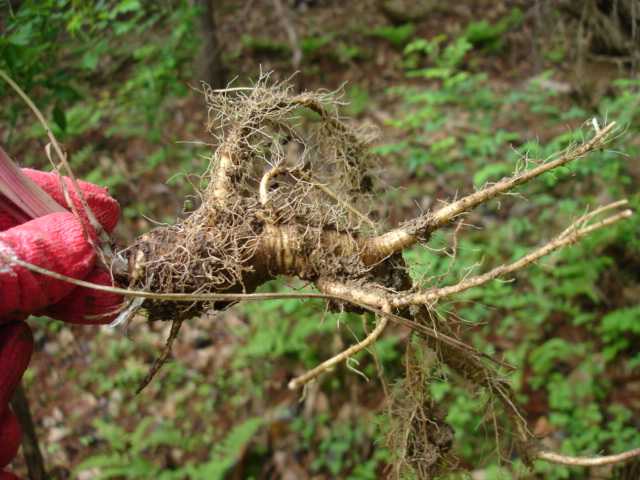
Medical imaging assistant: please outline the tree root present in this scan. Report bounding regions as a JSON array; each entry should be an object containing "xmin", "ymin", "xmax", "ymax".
[
  {"xmin": 136, "ymin": 318, "xmax": 184, "ymax": 394},
  {"xmin": 288, "ymin": 311, "xmax": 389, "ymax": 389},
  {"xmin": 7, "ymin": 77, "xmax": 634, "ymax": 474}
]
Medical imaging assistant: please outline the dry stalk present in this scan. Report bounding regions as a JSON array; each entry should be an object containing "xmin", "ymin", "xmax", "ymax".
[
  {"xmin": 535, "ymin": 447, "xmax": 640, "ymax": 466},
  {"xmin": 0, "ymin": 69, "xmax": 125, "ymax": 274}
]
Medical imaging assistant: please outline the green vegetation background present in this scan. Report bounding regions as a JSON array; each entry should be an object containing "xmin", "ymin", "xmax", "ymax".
[{"xmin": 1, "ymin": 1, "xmax": 639, "ymax": 479}]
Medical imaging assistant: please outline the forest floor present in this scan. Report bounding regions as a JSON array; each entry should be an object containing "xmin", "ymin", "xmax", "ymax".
[{"xmin": 7, "ymin": 1, "xmax": 639, "ymax": 479}]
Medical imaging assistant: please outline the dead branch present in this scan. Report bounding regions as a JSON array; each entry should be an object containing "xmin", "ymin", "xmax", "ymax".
[{"xmin": 272, "ymin": 0, "xmax": 302, "ymax": 70}]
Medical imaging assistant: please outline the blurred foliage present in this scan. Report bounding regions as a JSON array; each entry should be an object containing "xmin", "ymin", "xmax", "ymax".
[
  {"xmin": 1, "ymin": 0, "xmax": 199, "ymax": 135},
  {"xmin": 3, "ymin": 1, "xmax": 640, "ymax": 479},
  {"xmin": 1, "ymin": 0, "xmax": 205, "ymax": 220},
  {"xmin": 376, "ymin": 18, "xmax": 640, "ymax": 479}
]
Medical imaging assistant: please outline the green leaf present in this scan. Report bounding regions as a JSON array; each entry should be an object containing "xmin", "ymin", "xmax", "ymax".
[
  {"xmin": 80, "ymin": 50, "xmax": 99, "ymax": 70},
  {"xmin": 7, "ymin": 24, "xmax": 34, "ymax": 46},
  {"xmin": 1, "ymin": 44, "xmax": 19, "ymax": 73},
  {"xmin": 530, "ymin": 338, "xmax": 573, "ymax": 376},
  {"xmin": 52, "ymin": 104, "xmax": 67, "ymax": 131},
  {"xmin": 53, "ymin": 86, "xmax": 82, "ymax": 101},
  {"xmin": 116, "ymin": 0, "xmax": 142, "ymax": 14}
]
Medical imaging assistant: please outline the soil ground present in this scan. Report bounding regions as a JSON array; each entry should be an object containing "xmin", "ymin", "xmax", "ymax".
[{"xmin": 6, "ymin": 0, "xmax": 639, "ymax": 478}]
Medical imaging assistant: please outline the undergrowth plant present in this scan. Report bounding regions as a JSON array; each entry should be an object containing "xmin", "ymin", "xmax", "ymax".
[
  {"xmin": 1, "ymin": 0, "xmax": 203, "ymax": 216},
  {"xmin": 2, "ymin": 3, "xmax": 639, "ymax": 479},
  {"xmin": 38, "ymin": 72, "xmax": 629, "ymax": 479},
  {"xmin": 6, "ymin": 73, "xmax": 638, "ymax": 480},
  {"xmin": 375, "ymin": 30, "xmax": 640, "ymax": 478}
]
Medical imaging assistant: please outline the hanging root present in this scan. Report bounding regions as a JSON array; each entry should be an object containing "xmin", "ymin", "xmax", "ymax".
[
  {"xmin": 3, "ymin": 68, "xmax": 636, "ymax": 474},
  {"xmin": 136, "ymin": 318, "xmax": 184, "ymax": 394},
  {"xmin": 288, "ymin": 308, "xmax": 390, "ymax": 389},
  {"xmin": 386, "ymin": 336, "xmax": 455, "ymax": 479},
  {"xmin": 406, "ymin": 304, "xmax": 640, "ymax": 470},
  {"xmin": 107, "ymin": 77, "xmax": 636, "ymax": 472}
]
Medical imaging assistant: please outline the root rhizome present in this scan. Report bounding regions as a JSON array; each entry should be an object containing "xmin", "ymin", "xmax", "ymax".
[{"xmin": 114, "ymin": 77, "xmax": 634, "ymax": 476}]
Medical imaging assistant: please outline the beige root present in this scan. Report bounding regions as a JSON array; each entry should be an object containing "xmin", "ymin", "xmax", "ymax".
[
  {"xmin": 370, "ymin": 121, "xmax": 617, "ymax": 256},
  {"xmin": 4, "ymin": 70, "xmax": 633, "ymax": 472},
  {"xmin": 115, "ymin": 79, "xmax": 635, "ymax": 472}
]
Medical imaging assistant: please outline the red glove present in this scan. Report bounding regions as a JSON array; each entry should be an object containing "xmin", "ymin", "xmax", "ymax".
[
  {"xmin": 0, "ymin": 169, "xmax": 123, "ymax": 473},
  {"xmin": 0, "ymin": 322, "xmax": 32, "ymax": 469}
]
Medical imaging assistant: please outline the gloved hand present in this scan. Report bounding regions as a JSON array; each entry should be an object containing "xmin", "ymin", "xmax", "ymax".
[{"xmin": 0, "ymin": 169, "xmax": 123, "ymax": 474}]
